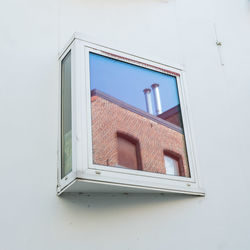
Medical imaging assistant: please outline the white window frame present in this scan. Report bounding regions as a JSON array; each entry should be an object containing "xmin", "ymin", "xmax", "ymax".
[{"xmin": 57, "ymin": 33, "xmax": 204, "ymax": 196}]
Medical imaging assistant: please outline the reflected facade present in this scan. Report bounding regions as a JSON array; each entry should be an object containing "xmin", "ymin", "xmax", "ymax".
[{"xmin": 89, "ymin": 52, "xmax": 190, "ymax": 177}]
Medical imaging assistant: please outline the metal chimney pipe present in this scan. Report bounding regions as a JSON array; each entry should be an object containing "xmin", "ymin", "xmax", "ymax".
[
  {"xmin": 143, "ymin": 88, "xmax": 153, "ymax": 115},
  {"xmin": 151, "ymin": 83, "xmax": 162, "ymax": 115}
]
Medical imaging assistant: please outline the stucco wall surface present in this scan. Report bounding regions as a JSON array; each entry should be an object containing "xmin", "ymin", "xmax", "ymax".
[{"xmin": 1, "ymin": 0, "xmax": 250, "ymax": 250}]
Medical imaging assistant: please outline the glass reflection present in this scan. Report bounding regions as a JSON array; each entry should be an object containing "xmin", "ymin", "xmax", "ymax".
[
  {"xmin": 89, "ymin": 52, "xmax": 190, "ymax": 177},
  {"xmin": 61, "ymin": 52, "xmax": 72, "ymax": 178}
]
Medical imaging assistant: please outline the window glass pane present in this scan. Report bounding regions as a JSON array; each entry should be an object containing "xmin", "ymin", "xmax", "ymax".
[
  {"xmin": 61, "ymin": 51, "xmax": 72, "ymax": 178},
  {"xmin": 90, "ymin": 52, "xmax": 191, "ymax": 177}
]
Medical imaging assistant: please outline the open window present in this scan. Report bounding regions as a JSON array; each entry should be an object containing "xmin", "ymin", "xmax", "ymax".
[{"xmin": 57, "ymin": 34, "xmax": 204, "ymax": 196}]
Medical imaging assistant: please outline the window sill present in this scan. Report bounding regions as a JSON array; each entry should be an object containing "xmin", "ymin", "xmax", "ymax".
[{"xmin": 57, "ymin": 177, "xmax": 205, "ymax": 196}]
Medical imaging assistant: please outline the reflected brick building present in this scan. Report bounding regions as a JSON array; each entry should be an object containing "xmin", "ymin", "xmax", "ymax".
[{"xmin": 91, "ymin": 89, "xmax": 190, "ymax": 177}]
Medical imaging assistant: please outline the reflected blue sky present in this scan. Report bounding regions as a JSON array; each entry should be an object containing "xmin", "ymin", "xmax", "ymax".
[{"xmin": 89, "ymin": 52, "xmax": 180, "ymax": 115}]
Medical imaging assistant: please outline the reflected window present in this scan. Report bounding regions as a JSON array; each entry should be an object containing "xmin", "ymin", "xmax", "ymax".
[
  {"xmin": 117, "ymin": 133, "xmax": 142, "ymax": 170},
  {"xmin": 164, "ymin": 154, "xmax": 179, "ymax": 176},
  {"xmin": 163, "ymin": 150, "xmax": 186, "ymax": 176}
]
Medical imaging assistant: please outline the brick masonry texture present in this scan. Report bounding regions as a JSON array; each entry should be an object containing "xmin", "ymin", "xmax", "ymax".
[
  {"xmin": 91, "ymin": 96, "xmax": 190, "ymax": 177},
  {"xmin": 165, "ymin": 113, "xmax": 182, "ymax": 128}
]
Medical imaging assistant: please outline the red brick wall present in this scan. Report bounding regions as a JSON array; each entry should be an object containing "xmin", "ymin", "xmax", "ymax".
[
  {"xmin": 91, "ymin": 96, "xmax": 190, "ymax": 177},
  {"xmin": 165, "ymin": 113, "xmax": 183, "ymax": 128}
]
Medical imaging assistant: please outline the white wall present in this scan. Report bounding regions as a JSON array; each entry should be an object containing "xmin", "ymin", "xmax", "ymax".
[{"xmin": 1, "ymin": 0, "xmax": 250, "ymax": 249}]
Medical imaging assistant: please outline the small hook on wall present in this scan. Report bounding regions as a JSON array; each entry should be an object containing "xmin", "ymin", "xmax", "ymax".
[{"xmin": 216, "ymin": 41, "xmax": 222, "ymax": 46}]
